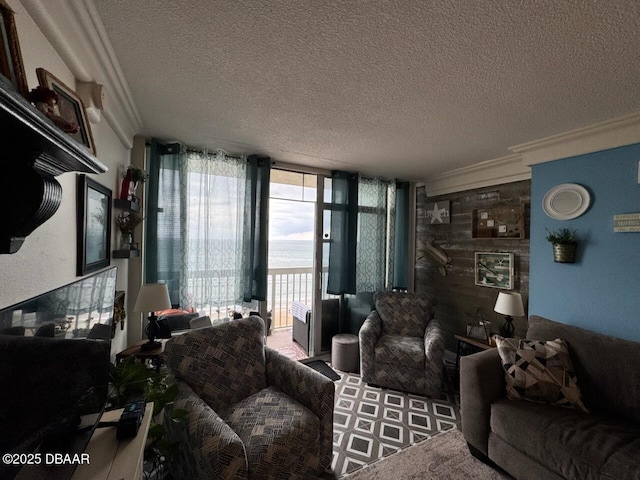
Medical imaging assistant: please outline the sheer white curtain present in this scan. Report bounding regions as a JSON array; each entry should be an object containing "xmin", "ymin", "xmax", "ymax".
[{"xmin": 179, "ymin": 150, "xmax": 249, "ymax": 318}]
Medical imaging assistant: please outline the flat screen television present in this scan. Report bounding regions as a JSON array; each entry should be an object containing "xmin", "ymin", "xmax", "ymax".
[{"xmin": 0, "ymin": 267, "xmax": 117, "ymax": 480}]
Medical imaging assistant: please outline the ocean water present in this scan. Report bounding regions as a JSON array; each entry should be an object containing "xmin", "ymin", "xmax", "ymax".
[{"xmin": 268, "ymin": 239, "xmax": 313, "ymax": 268}]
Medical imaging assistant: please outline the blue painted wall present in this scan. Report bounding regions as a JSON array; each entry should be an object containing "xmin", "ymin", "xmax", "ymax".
[{"xmin": 530, "ymin": 143, "xmax": 640, "ymax": 342}]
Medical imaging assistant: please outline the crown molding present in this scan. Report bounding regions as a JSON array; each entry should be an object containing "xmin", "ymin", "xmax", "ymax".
[
  {"xmin": 20, "ymin": 0, "xmax": 142, "ymax": 149},
  {"xmin": 423, "ymin": 154, "xmax": 530, "ymax": 197},
  {"xmin": 510, "ymin": 111, "xmax": 640, "ymax": 166}
]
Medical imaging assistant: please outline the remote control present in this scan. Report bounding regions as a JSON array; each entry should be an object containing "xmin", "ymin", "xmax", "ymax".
[{"xmin": 116, "ymin": 400, "xmax": 145, "ymax": 440}]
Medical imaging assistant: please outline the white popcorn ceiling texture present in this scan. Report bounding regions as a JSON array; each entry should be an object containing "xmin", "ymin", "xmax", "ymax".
[{"xmin": 94, "ymin": 0, "xmax": 640, "ymax": 180}]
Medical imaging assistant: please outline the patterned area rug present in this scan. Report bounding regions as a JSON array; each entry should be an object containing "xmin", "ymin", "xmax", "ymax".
[
  {"xmin": 329, "ymin": 368, "xmax": 460, "ymax": 478},
  {"xmin": 274, "ymin": 342, "xmax": 307, "ymax": 360},
  {"xmin": 346, "ymin": 428, "xmax": 511, "ymax": 480}
]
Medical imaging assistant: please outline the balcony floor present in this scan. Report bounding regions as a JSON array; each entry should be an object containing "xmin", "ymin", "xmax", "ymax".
[{"xmin": 266, "ymin": 327, "xmax": 307, "ymax": 361}]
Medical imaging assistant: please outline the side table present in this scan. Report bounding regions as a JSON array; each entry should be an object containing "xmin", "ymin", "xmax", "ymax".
[
  {"xmin": 454, "ymin": 334, "xmax": 495, "ymax": 381},
  {"xmin": 116, "ymin": 339, "xmax": 169, "ymax": 372}
]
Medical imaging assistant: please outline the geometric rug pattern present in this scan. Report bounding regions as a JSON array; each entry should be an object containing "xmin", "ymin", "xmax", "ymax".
[{"xmin": 330, "ymin": 368, "xmax": 460, "ymax": 478}]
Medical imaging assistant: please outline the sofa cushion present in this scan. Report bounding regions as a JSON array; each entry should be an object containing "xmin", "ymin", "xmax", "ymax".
[
  {"xmin": 222, "ymin": 386, "xmax": 320, "ymax": 478},
  {"xmin": 375, "ymin": 334, "xmax": 425, "ymax": 368},
  {"xmin": 491, "ymin": 399, "xmax": 640, "ymax": 480},
  {"xmin": 528, "ymin": 316, "xmax": 640, "ymax": 424},
  {"xmin": 495, "ymin": 336, "xmax": 588, "ymax": 412}
]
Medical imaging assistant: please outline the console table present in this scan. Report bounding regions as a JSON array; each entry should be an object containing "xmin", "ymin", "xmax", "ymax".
[
  {"xmin": 116, "ymin": 339, "xmax": 169, "ymax": 372},
  {"xmin": 72, "ymin": 403, "xmax": 153, "ymax": 480},
  {"xmin": 454, "ymin": 334, "xmax": 495, "ymax": 381}
]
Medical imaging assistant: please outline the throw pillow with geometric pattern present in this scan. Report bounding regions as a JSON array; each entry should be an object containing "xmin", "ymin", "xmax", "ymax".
[{"xmin": 495, "ymin": 336, "xmax": 589, "ymax": 413}]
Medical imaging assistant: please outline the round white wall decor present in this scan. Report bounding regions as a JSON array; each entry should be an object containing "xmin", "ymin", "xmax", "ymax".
[{"xmin": 542, "ymin": 183, "xmax": 590, "ymax": 220}]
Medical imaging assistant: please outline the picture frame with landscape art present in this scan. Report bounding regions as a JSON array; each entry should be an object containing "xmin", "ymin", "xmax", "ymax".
[
  {"xmin": 474, "ymin": 252, "xmax": 514, "ymax": 290},
  {"xmin": 77, "ymin": 175, "xmax": 111, "ymax": 276},
  {"xmin": 0, "ymin": 0, "xmax": 28, "ymax": 97},
  {"xmin": 36, "ymin": 67, "xmax": 96, "ymax": 155}
]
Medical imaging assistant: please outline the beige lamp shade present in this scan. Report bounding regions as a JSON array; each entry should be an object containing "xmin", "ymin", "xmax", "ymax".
[
  {"xmin": 134, "ymin": 283, "xmax": 171, "ymax": 313},
  {"xmin": 494, "ymin": 292, "xmax": 525, "ymax": 317}
]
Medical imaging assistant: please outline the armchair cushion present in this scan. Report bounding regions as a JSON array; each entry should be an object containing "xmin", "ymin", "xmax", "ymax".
[
  {"xmin": 164, "ymin": 316, "xmax": 266, "ymax": 412},
  {"xmin": 221, "ymin": 386, "xmax": 320, "ymax": 479},
  {"xmin": 374, "ymin": 291, "xmax": 436, "ymax": 336},
  {"xmin": 375, "ymin": 334, "xmax": 425, "ymax": 367}
]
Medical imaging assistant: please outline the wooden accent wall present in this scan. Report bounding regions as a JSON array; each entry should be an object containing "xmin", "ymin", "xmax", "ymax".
[{"xmin": 415, "ymin": 180, "xmax": 531, "ymax": 352}]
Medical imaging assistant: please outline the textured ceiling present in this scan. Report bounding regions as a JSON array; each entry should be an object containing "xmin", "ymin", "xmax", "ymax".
[{"xmin": 93, "ymin": 0, "xmax": 640, "ymax": 181}]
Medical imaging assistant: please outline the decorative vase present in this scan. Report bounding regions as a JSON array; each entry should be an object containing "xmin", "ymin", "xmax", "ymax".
[
  {"xmin": 553, "ymin": 243, "xmax": 576, "ymax": 263},
  {"xmin": 120, "ymin": 169, "xmax": 132, "ymax": 200},
  {"xmin": 119, "ymin": 232, "xmax": 133, "ymax": 250}
]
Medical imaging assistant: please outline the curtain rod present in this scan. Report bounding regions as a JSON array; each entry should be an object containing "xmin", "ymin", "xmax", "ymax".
[
  {"xmin": 184, "ymin": 147, "xmax": 243, "ymax": 160},
  {"xmin": 145, "ymin": 141, "xmax": 243, "ymax": 160}
]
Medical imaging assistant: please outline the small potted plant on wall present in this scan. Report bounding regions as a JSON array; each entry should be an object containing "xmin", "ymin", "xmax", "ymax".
[{"xmin": 545, "ymin": 228, "xmax": 578, "ymax": 263}]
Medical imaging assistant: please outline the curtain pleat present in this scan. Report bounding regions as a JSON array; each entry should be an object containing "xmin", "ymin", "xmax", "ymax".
[
  {"xmin": 242, "ymin": 155, "xmax": 271, "ymax": 302},
  {"xmin": 145, "ymin": 140, "xmax": 183, "ymax": 306},
  {"xmin": 327, "ymin": 171, "xmax": 359, "ymax": 295},
  {"xmin": 393, "ymin": 181, "xmax": 410, "ymax": 290}
]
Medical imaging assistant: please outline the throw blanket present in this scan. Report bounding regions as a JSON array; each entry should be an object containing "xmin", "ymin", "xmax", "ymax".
[{"xmin": 291, "ymin": 302, "xmax": 311, "ymax": 323}]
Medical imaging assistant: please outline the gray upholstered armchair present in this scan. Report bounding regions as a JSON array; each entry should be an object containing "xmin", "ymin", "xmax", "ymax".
[
  {"xmin": 163, "ymin": 316, "xmax": 334, "ymax": 479},
  {"xmin": 359, "ymin": 292, "xmax": 444, "ymax": 397}
]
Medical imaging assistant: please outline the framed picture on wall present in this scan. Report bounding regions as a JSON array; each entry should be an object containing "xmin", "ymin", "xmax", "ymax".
[
  {"xmin": 36, "ymin": 67, "xmax": 96, "ymax": 155},
  {"xmin": 475, "ymin": 252, "xmax": 514, "ymax": 290},
  {"xmin": 0, "ymin": 0, "xmax": 28, "ymax": 97},
  {"xmin": 77, "ymin": 175, "xmax": 112, "ymax": 275}
]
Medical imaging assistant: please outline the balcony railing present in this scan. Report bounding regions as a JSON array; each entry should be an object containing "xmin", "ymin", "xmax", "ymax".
[{"xmin": 175, "ymin": 266, "xmax": 335, "ymax": 326}]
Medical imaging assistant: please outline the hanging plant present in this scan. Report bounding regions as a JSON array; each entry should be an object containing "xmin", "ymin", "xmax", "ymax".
[{"xmin": 545, "ymin": 228, "xmax": 578, "ymax": 263}]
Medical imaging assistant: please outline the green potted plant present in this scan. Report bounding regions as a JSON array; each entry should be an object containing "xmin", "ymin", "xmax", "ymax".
[
  {"xmin": 109, "ymin": 357, "xmax": 187, "ymax": 475},
  {"xmin": 545, "ymin": 228, "xmax": 578, "ymax": 263}
]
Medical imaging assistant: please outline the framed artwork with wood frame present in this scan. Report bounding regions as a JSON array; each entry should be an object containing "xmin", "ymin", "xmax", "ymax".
[
  {"xmin": 36, "ymin": 67, "xmax": 97, "ymax": 155},
  {"xmin": 0, "ymin": 0, "xmax": 28, "ymax": 97},
  {"xmin": 77, "ymin": 174, "xmax": 112, "ymax": 275},
  {"xmin": 475, "ymin": 252, "xmax": 514, "ymax": 290}
]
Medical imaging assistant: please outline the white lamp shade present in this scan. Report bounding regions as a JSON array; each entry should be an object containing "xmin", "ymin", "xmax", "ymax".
[
  {"xmin": 494, "ymin": 292, "xmax": 525, "ymax": 317},
  {"xmin": 134, "ymin": 284, "xmax": 171, "ymax": 313}
]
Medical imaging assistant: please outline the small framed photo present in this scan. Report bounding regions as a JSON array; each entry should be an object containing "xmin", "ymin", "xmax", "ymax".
[
  {"xmin": 36, "ymin": 67, "xmax": 96, "ymax": 155},
  {"xmin": 475, "ymin": 252, "xmax": 514, "ymax": 290},
  {"xmin": 0, "ymin": 0, "xmax": 28, "ymax": 97},
  {"xmin": 77, "ymin": 175, "xmax": 111, "ymax": 275}
]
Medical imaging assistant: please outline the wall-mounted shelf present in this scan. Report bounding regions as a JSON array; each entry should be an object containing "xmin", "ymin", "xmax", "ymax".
[
  {"xmin": 472, "ymin": 204, "xmax": 526, "ymax": 239},
  {"xmin": 0, "ymin": 74, "xmax": 107, "ymax": 254},
  {"xmin": 114, "ymin": 198, "xmax": 140, "ymax": 213},
  {"xmin": 113, "ymin": 249, "xmax": 140, "ymax": 259}
]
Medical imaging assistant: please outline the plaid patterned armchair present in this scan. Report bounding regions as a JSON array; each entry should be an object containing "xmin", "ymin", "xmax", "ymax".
[
  {"xmin": 163, "ymin": 316, "xmax": 334, "ymax": 479},
  {"xmin": 359, "ymin": 292, "xmax": 444, "ymax": 397}
]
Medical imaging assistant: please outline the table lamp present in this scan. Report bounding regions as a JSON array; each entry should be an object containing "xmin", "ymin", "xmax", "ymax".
[
  {"xmin": 134, "ymin": 283, "xmax": 171, "ymax": 351},
  {"xmin": 494, "ymin": 291, "xmax": 525, "ymax": 337}
]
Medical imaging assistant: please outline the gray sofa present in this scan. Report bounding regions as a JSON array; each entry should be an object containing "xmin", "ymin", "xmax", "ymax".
[{"xmin": 461, "ymin": 315, "xmax": 640, "ymax": 480}]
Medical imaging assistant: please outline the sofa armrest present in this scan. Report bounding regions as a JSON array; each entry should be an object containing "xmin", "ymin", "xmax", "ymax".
[
  {"xmin": 265, "ymin": 348, "xmax": 334, "ymax": 469},
  {"xmin": 165, "ymin": 380, "xmax": 247, "ymax": 480},
  {"xmin": 359, "ymin": 310, "xmax": 382, "ymax": 379},
  {"xmin": 460, "ymin": 348, "xmax": 505, "ymax": 456}
]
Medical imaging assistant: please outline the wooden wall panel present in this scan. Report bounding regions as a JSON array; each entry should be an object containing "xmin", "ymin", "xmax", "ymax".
[{"xmin": 415, "ymin": 180, "xmax": 531, "ymax": 352}]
